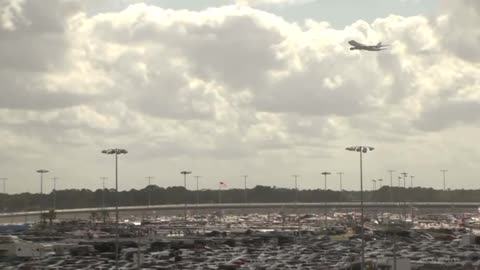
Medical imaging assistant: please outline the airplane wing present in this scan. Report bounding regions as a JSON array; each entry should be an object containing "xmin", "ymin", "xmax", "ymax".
[{"xmin": 348, "ymin": 40, "xmax": 364, "ymax": 47}]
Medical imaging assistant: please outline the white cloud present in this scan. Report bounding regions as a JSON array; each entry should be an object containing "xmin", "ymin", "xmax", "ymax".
[
  {"xmin": 235, "ymin": 0, "xmax": 314, "ymax": 7},
  {"xmin": 436, "ymin": 0, "xmax": 480, "ymax": 62},
  {"xmin": 0, "ymin": 0, "xmax": 478, "ymax": 192}
]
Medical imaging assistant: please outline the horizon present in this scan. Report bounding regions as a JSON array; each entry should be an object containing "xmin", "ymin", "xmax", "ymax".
[{"xmin": 1, "ymin": 183, "xmax": 477, "ymax": 196}]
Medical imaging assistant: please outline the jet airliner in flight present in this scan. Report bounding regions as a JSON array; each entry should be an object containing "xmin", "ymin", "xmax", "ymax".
[{"xmin": 348, "ymin": 40, "xmax": 388, "ymax": 51}]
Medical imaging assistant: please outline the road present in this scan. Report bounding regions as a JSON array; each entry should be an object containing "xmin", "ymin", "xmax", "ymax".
[{"xmin": 0, "ymin": 202, "xmax": 477, "ymax": 218}]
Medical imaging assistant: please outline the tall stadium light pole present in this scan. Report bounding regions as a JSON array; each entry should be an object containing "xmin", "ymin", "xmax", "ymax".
[
  {"xmin": 194, "ymin": 176, "xmax": 201, "ymax": 206},
  {"xmin": 397, "ymin": 176, "xmax": 402, "ymax": 197},
  {"xmin": 146, "ymin": 176, "xmax": 154, "ymax": 207},
  {"xmin": 218, "ymin": 182, "xmax": 223, "ymax": 204},
  {"xmin": 377, "ymin": 179, "xmax": 383, "ymax": 206},
  {"xmin": 242, "ymin": 175, "xmax": 248, "ymax": 204},
  {"xmin": 101, "ymin": 148, "xmax": 128, "ymax": 270},
  {"xmin": 36, "ymin": 170, "xmax": 49, "ymax": 211},
  {"xmin": 346, "ymin": 145, "xmax": 374, "ymax": 270},
  {"xmin": 388, "ymin": 170, "xmax": 395, "ymax": 202},
  {"xmin": 371, "ymin": 179, "xmax": 377, "ymax": 191},
  {"xmin": 291, "ymin": 174, "xmax": 300, "ymax": 235},
  {"xmin": 441, "ymin": 169, "xmax": 448, "ymax": 190},
  {"xmin": 388, "ymin": 170, "xmax": 395, "ymax": 187},
  {"xmin": 337, "ymin": 172, "xmax": 344, "ymax": 190},
  {"xmin": 401, "ymin": 172, "xmax": 408, "ymax": 226},
  {"xmin": 337, "ymin": 172, "xmax": 343, "ymax": 202},
  {"xmin": 401, "ymin": 173, "xmax": 407, "ymax": 188},
  {"xmin": 321, "ymin": 172, "xmax": 331, "ymax": 229},
  {"xmin": 180, "ymin": 171, "xmax": 192, "ymax": 234},
  {"xmin": 100, "ymin": 177, "xmax": 108, "ymax": 209},
  {"xmin": 0, "ymin": 178, "xmax": 7, "ymax": 194},
  {"xmin": 386, "ymin": 170, "xmax": 396, "ymax": 269},
  {"xmin": 292, "ymin": 175, "xmax": 300, "ymax": 202},
  {"xmin": 36, "ymin": 170, "xmax": 49, "ymax": 195},
  {"xmin": 51, "ymin": 177, "xmax": 59, "ymax": 210}
]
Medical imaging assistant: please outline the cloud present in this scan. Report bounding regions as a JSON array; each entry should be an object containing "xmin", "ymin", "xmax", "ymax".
[
  {"xmin": 235, "ymin": 0, "xmax": 314, "ymax": 7},
  {"xmin": 414, "ymin": 100, "xmax": 480, "ymax": 131},
  {"xmin": 0, "ymin": 0, "xmax": 82, "ymax": 70},
  {"xmin": 436, "ymin": 0, "xmax": 480, "ymax": 62}
]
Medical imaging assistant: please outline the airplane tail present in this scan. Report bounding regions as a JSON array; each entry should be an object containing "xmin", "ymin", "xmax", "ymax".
[{"xmin": 377, "ymin": 42, "xmax": 382, "ymax": 46}]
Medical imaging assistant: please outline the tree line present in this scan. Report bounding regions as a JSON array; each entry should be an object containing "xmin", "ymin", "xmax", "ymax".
[{"xmin": 0, "ymin": 185, "xmax": 478, "ymax": 212}]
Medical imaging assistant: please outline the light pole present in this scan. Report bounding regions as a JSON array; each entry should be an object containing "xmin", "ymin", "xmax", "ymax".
[
  {"xmin": 376, "ymin": 179, "xmax": 383, "ymax": 217},
  {"xmin": 218, "ymin": 182, "xmax": 223, "ymax": 204},
  {"xmin": 401, "ymin": 172, "xmax": 408, "ymax": 226},
  {"xmin": 100, "ymin": 177, "xmax": 108, "ymax": 209},
  {"xmin": 101, "ymin": 148, "xmax": 128, "ymax": 270},
  {"xmin": 388, "ymin": 170, "xmax": 395, "ymax": 187},
  {"xmin": 321, "ymin": 172, "xmax": 331, "ymax": 229},
  {"xmin": 51, "ymin": 177, "xmax": 59, "ymax": 210},
  {"xmin": 242, "ymin": 175, "xmax": 248, "ymax": 204},
  {"xmin": 388, "ymin": 170, "xmax": 395, "ymax": 202},
  {"xmin": 387, "ymin": 170, "xmax": 396, "ymax": 269},
  {"xmin": 337, "ymin": 172, "xmax": 343, "ymax": 191},
  {"xmin": 377, "ymin": 178, "xmax": 383, "ymax": 201},
  {"xmin": 346, "ymin": 145, "xmax": 374, "ymax": 270},
  {"xmin": 180, "ymin": 171, "xmax": 191, "ymax": 234},
  {"xmin": 36, "ymin": 170, "xmax": 49, "ymax": 211},
  {"xmin": 291, "ymin": 174, "xmax": 300, "ymax": 235},
  {"xmin": 337, "ymin": 172, "xmax": 343, "ymax": 201},
  {"xmin": 371, "ymin": 179, "xmax": 377, "ymax": 191},
  {"xmin": 0, "ymin": 178, "xmax": 7, "ymax": 194},
  {"xmin": 397, "ymin": 176, "xmax": 403, "ymax": 218},
  {"xmin": 36, "ymin": 170, "xmax": 49, "ymax": 195},
  {"xmin": 146, "ymin": 176, "xmax": 154, "ymax": 207},
  {"xmin": 401, "ymin": 173, "xmax": 407, "ymax": 188},
  {"xmin": 194, "ymin": 176, "xmax": 201, "ymax": 206},
  {"xmin": 441, "ymin": 169, "xmax": 448, "ymax": 190},
  {"xmin": 410, "ymin": 175, "xmax": 414, "ymax": 188},
  {"xmin": 292, "ymin": 175, "xmax": 300, "ymax": 202}
]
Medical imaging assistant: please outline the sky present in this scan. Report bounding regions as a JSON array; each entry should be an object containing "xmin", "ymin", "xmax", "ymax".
[{"xmin": 0, "ymin": 0, "xmax": 479, "ymax": 194}]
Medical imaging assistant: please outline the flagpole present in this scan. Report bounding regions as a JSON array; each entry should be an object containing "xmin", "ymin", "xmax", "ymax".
[{"xmin": 218, "ymin": 183, "xmax": 222, "ymax": 204}]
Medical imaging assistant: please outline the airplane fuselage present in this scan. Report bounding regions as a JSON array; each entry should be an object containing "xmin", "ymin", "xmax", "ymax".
[{"xmin": 348, "ymin": 40, "xmax": 387, "ymax": 51}]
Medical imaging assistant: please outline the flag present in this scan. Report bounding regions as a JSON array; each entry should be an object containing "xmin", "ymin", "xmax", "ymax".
[{"xmin": 219, "ymin": 181, "xmax": 227, "ymax": 187}]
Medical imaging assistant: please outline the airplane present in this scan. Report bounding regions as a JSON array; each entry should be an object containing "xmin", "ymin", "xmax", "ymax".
[{"xmin": 348, "ymin": 40, "xmax": 388, "ymax": 51}]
